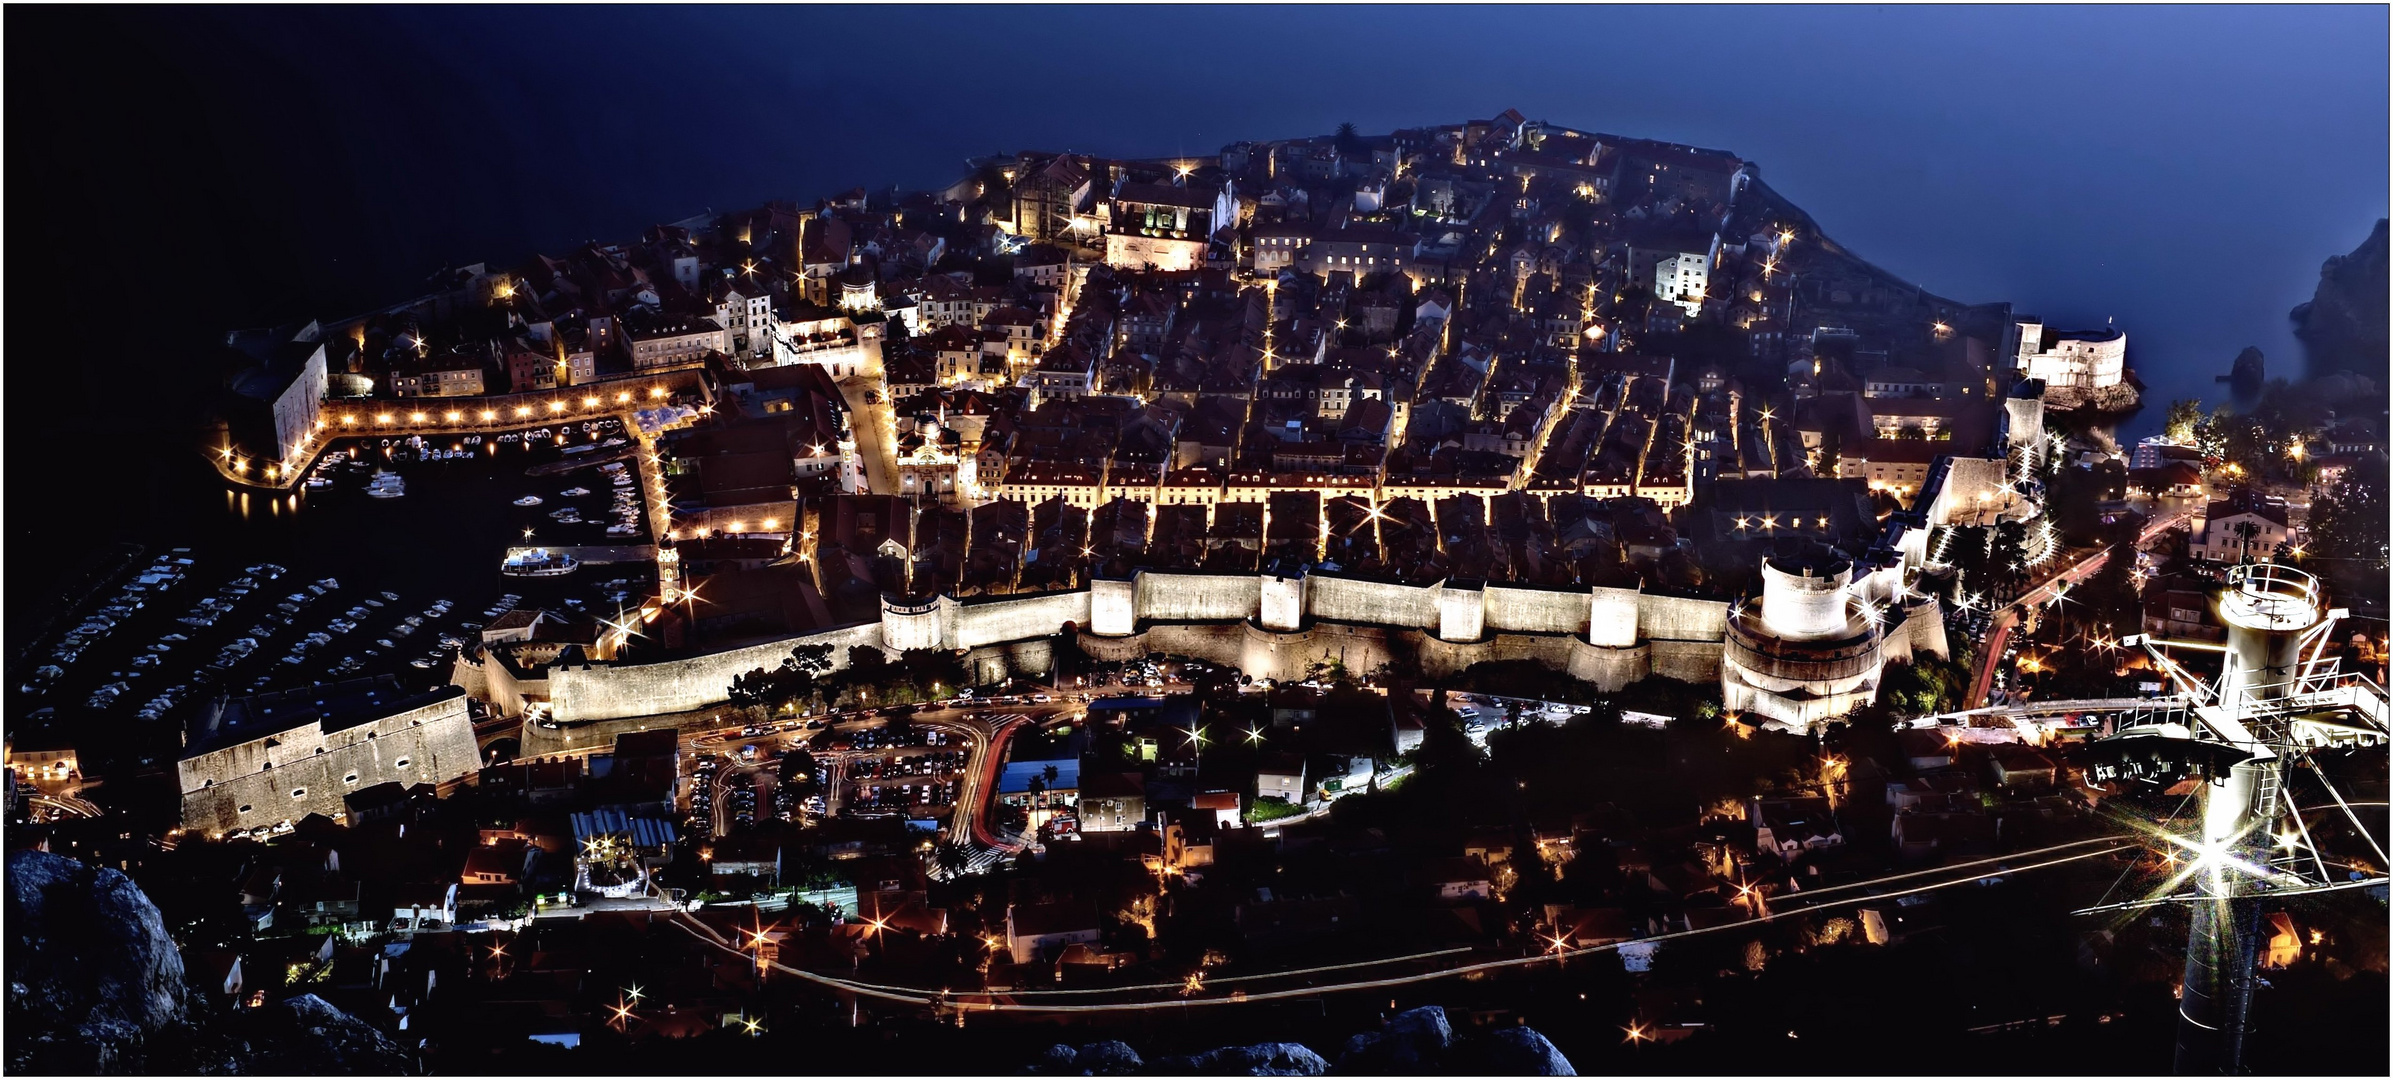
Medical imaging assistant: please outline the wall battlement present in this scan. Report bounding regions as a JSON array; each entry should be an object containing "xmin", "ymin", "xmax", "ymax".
[{"xmin": 530, "ymin": 568, "xmax": 1738, "ymax": 724}]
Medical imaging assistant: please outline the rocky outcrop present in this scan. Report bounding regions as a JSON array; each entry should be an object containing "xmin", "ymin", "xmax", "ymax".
[
  {"xmin": 6, "ymin": 848, "xmax": 420, "ymax": 1075},
  {"xmin": 2042, "ymin": 382, "xmax": 2142, "ymax": 416},
  {"xmin": 1030, "ymin": 1039, "xmax": 1146, "ymax": 1075},
  {"xmin": 7, "ymin": 848, "xmax": 190, "ymax": 1071},
  {"xmin": 1336, "ymin": 1005, "xmax": 1455, "ymax": 1072},
  {"xmin": 2291, "ymin": 218, "xmax": 2390, "ymax": 381},
  {"xmin": 1152, "ymin": 1042, "xmax": 1330, "ymax": 1076},
  {"xmin": 1021, "ymin": 1005, "xmax": 1575, "ymax": 1076},
  {"xmin": 1456, "ymin": 1027, "xmax": 1575, "ymax": 1076},
  {"xmin": 220, "ymin": 994, "xmax": 419, "ymax": 1075},
  {"xmin": 2221, "ymin": 346, "xmax": 2266, "ymax": 399}
]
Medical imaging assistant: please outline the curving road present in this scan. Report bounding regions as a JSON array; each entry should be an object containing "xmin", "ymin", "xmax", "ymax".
[
  {"xmin": 1964, "ymin": 506, "xmax": 2195, "ymax": 708},
  {"xmin": 675, "ymin": 694, "xmax": 1076, "ymax": 871}
]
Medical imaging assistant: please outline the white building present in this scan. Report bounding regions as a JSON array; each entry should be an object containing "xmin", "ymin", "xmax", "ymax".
[
  {"xmin": 624, "ymin": 312, "xmax": 727, "ymax": 370},
  {"xmin": 2190, "ymin": 500, "xmax": 2297, "ymax": 564},
  {"xmin": 1653, "ymin": 251, "xmax": 1710, "ymax": 316},
  {"xmin": 2014, "ymin": 321, "xmax": 2126, "ymax": 389},
  {"xmin": 710, "ymin": 278, "xmax": 776, "ymax": 359}
]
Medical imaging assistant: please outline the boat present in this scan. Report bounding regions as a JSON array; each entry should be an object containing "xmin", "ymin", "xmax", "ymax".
[
  {"xmin": 366, "ymin": 471, "xmax": 406, "ymax": 498},
  {"xmin": 513, "ymin": 495, "xmax": 544, "ymax": 507},
  {"xmin": 561, "ymin": 486, "xmax": 591, "ymax": 497},
  {"xmin": 501, "ymin": 549, "xmax": 580, "ymax": 578},
  {"xmin": 380, "ymin": 590, "xmax": 401, "ymax": 601}
]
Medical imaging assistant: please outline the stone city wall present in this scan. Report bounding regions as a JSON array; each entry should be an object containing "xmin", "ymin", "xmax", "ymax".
[
  {"xmin": 1306, "ymin": 573, "xmax": 1437, "ymax": 629},
  {"xmin": 1133, "ymin": 570, "xmax": 1260, "ymax": 622},
  {"xmin": 947, "ymin": 590, "xmax": 1092, "ymax": 651},
  {"xmin": 526, "ymin": 568, "xmax": 1737, "ymax": 724},
  {"xmin": 672, "ymin": 501, "xmax": 799, "ymax": 537},
  {"xmin": 546, "ymin": 621, "xmax": 884, "ymax": 722},
  {"xmin": 518, "ymin": 703, "xmax": 730, "ymax": 759},
  {"xmin": 1481, "ymin": 583, "xmax": 1590, "ymax": 636}
]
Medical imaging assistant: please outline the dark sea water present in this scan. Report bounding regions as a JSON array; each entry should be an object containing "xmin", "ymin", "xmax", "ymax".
[{"xmin": 8, "ymin": 5, "xmax": 2386, "ymax": 636}]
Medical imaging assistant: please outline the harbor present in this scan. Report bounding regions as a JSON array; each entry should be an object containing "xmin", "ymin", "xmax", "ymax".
[{"xmin": 13, "ymin": 418, "xmax": 667, "ymax": 782}]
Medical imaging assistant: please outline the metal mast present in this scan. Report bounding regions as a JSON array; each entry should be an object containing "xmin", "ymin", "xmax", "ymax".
[{"xmin": 2111, "ymin": 563, "xmax": 2388, "ymax": 1074}]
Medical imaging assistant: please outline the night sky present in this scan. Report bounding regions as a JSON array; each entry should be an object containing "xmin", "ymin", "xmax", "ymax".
[{"xmin": 6, "ymin": 5, "xmax": 2386, "ymax": 558}]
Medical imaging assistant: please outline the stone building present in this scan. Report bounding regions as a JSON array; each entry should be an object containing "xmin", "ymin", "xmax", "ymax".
[
  {"xmin": 176, "ymin": 678, "xmax": 480, "ymax": 837},
  {"xmin": 2013, "ymin": 321, "xmax": 2126, "ymax": 390},
  {"xmin": 1720, "ymin": 554, "xmax": 1948, "ymax": 730}
]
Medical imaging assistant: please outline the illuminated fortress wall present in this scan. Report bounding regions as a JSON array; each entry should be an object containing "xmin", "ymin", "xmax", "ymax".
[{"xmin": 532, "ymin": 568, "xmax": 1743, "ymax": 724}]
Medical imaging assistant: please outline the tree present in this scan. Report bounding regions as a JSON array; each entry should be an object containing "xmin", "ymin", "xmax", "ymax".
[
  {"xmin": 1991, "ymin": 520, "xmax": 2031, "ymax": 600},
  {"xmin": 1333, "ymin": 121, "xmax": 1364, "ymax": 158},
  {"xmin": 845, "ymin": 646, "xmax": 892, "ymax": 689},
  {"xmin": 726, "ymin": 643, "xmax": 835, "ymax": 713},
  {"xmin": 1877, "ymin": 657, "xmax": 1972, "ymax": 717},
  {"xmin": 932, "ymin": 841, "xmax": 970, "ymax": 878},
  {"xmin": 2164, "ymin": 398, "xmax": 2204, "ymax": 444},
  {"xmin": 2306, "ymin": 454, "xmax": 2389, "ymax": 602},
  {"xmin": 899, "ymin": 648, "xmax": 968, "ymax": 698},
  {"xmin": 778, "ymin": 748, "xmax": 820, "ymax": 794}
]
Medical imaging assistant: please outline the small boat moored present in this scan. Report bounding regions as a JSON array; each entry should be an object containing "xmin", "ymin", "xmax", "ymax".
[{"xmin": 500, "ymin": 549, "xmax": 580, "ymax": 578}]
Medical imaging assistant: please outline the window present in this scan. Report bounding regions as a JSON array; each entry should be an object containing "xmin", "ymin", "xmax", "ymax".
[
  {"xmin": 344, "ymin": 773, "xmax": 360, "ymax": 785},
  {"xmin": 395, "ymin": 758, "xmax": 411, "ymax": 769},
  {"xmin": 291, "ymin": 788, "xmax": 307, "ymax": 799}
]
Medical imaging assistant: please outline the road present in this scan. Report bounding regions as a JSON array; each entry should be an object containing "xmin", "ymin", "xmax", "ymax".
[
  {"xmin": 1964, "ymin": 506, "xmax": 2195, "ymax": 708},
  {"xmin": 676, "ymin": 694, "xmax": 1081, "ymax": 870},
  {"xmin": 833, "ymin": 374, "xmax": 899, "ymax": 495}
]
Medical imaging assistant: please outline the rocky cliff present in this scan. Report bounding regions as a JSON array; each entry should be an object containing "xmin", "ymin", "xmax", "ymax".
[
  {"xmin": 2291, "ymin": 218, "xmax": 2390, "ymax": 382},
  {"xmin": 7, "ymin": 848, "xmax": 191, "ymax": 1071},
  {"xmin": 1021, "ymin": 1005, "xmax": 1575, "ymax": 1076},
  {"xmin": 6, "ymin": 848, "xmax": 420, "ymax": 1075}
]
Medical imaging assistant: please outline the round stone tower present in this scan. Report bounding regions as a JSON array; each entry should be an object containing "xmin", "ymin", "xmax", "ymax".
[
  {"xmin": 880, "ymin": 592, "xmax": 945, "ymax": 653},
  {"xmin": 1759, "ymin": 556, "xmax": 1852, "ymax": 641}
]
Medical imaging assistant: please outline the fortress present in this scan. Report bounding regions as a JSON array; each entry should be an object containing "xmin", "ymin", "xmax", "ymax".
[
  {"xmin": 502, "ymin": 559, "xmax": 1946, "ymax": 734},
  {"xmin": 176, "ymin": 678, "xmax": 481, "ymax": 837}
]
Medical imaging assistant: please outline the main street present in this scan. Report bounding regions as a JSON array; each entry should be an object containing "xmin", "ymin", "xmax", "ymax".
[{"xmin": 825, "ymin": 339, "xmax": 900, "ymax": 496}]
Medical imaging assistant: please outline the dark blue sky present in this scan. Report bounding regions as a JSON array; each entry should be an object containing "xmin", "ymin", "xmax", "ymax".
[{"xmin": 13, "ymin": 4, "xmax": 2388, "ymax": 435}]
